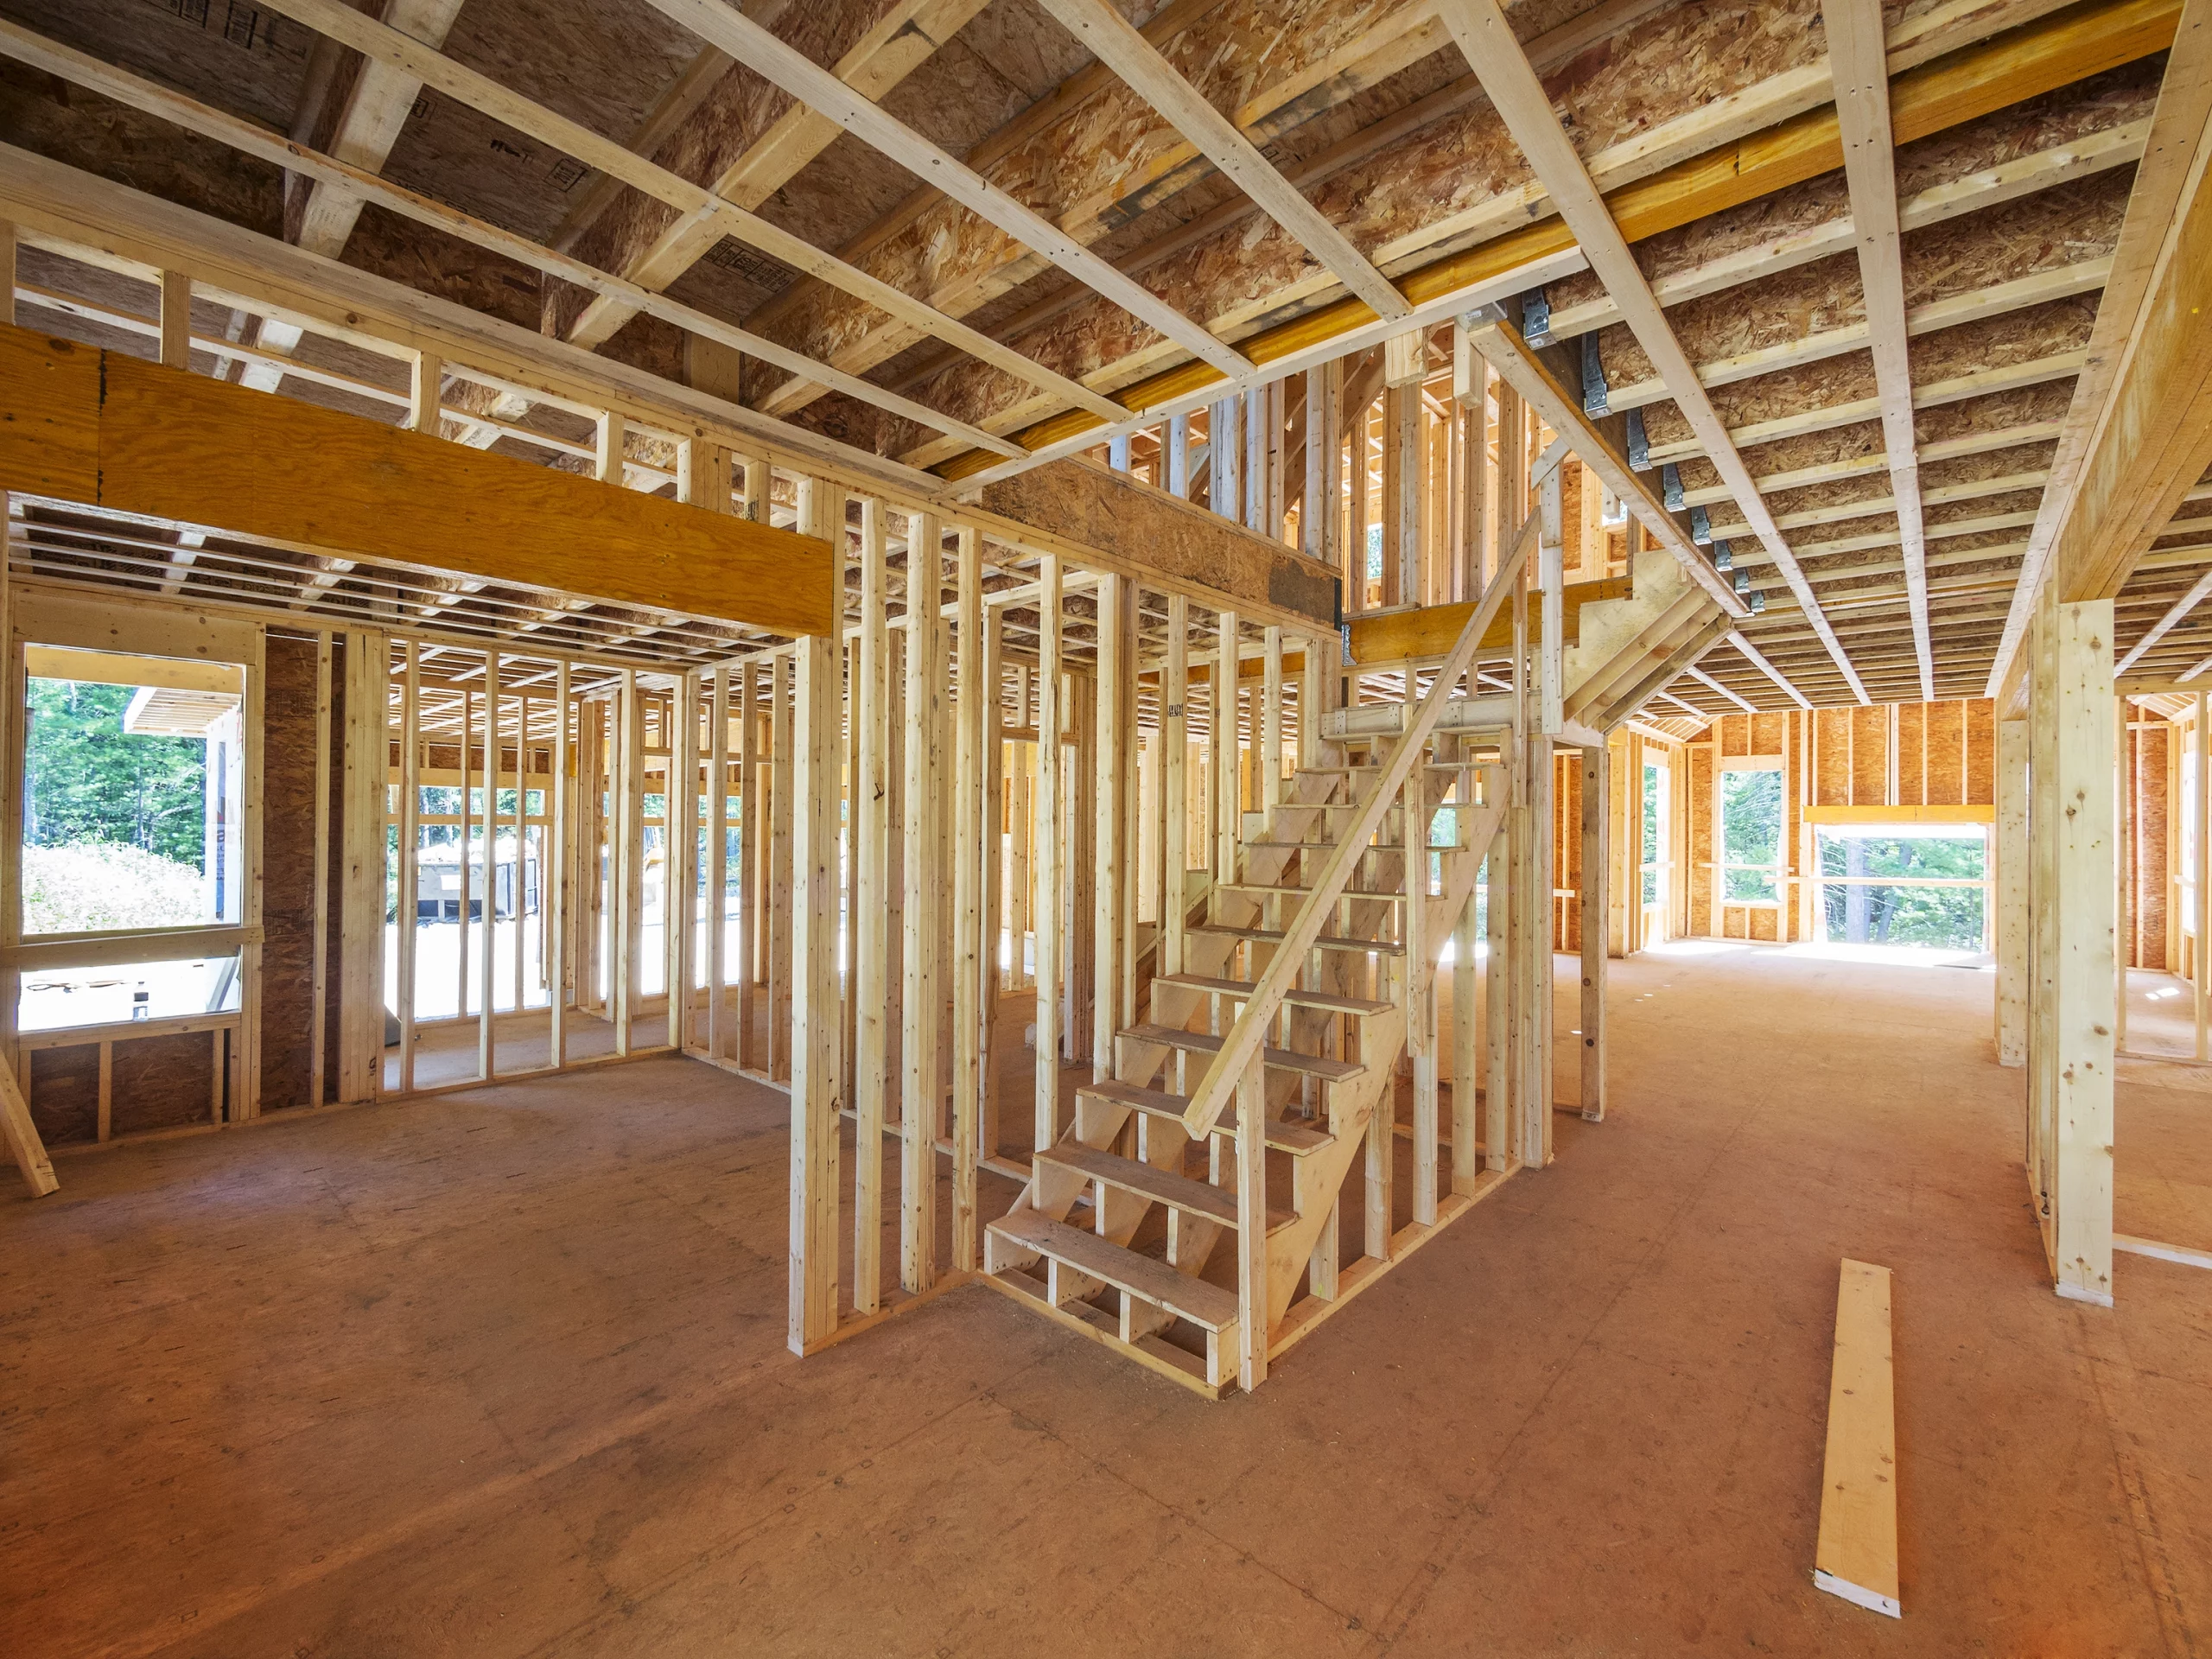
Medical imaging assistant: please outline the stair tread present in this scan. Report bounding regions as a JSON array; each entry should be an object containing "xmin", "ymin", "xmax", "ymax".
[
  {"xmin": 1036, "ymin": 1142, "xmax": 1240, "ymax": 1226},
  {"xmin": 1154, "ymin": 973, "xmax": 1393, "ymax": 1017},
  {"xmin": 1221, "ymin": 880, "xmax": 1408, "ymax": 902},
  {"xmin": 1124, "ymin": 1023, "xmax": 1365, "ymax": 1082},
  {"xmin": 987, "ymin": 1209, "xmax": 1241, "ymax": 1331},
  {"xmin": 1192, "ymin": 922, "xmax": 1407, "ymax": 957},
  {"xmin": 1077, "ymin": 1079, "xmax": 1334, "ymax": 1154}
]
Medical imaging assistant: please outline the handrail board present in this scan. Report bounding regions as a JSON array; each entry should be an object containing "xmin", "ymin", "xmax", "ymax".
[{"xmin": 1178, "ymin": 513, "xmax": 1532, "ymax": 1139}]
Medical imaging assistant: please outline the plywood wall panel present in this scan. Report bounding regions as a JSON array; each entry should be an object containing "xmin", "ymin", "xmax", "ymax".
[
  {"xmin": 110, "ymin": 1031, "xmax": 219, "ymax": 1136},
  {"xmin": 1897, "ymin": 702, "xmax": 1925, "ymax": 806},
  {"xmin": 1817, "ymin": 707, "xmax": 1852, "ymax": 804},
  {"xmin": 259, "ymin": 633, "xmax": 321, "ymax": 1113},
  {"xmin": 1850, "ymin": 706, "xmax": 1888, "ymax": 805},
  {"xmin": 26, "ymin": 1045, "xmax": 99, "ymax": 1147}
]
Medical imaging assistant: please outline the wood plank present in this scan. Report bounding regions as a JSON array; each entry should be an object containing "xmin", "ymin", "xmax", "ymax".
[
  {"xmin": 987, "ymin": 1208, "xmax": 1242, "ymax": 1329},
  {"xmin": 1813, "ymin": 1258, "xmax": 1902, "ymax": 1620},
  {"xmin": 1034, "ymin": 1141, "xmax": 1238, "ymax": 1227}
]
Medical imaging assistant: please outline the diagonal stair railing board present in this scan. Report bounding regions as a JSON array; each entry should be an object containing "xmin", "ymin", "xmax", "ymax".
[{"xmin": 1179, "ymin": 512, "xmax": 1538, "ymax": 1142}]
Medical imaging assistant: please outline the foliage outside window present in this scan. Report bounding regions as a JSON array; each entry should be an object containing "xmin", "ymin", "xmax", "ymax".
[
  {"xmin": 1817, "ymin": 825, "xmax": 1987, "ymax": 950},
  {"xmin": 23, "ymin": 673, "xmax": 235, "ymax": 935},
  {"xmin": 1719, "ymin": 766, "xmax": 1783, "ymax": 903},
  {"xmin": 1642, "ymin": 762, "xmax": 1667, "ymax": 909}
]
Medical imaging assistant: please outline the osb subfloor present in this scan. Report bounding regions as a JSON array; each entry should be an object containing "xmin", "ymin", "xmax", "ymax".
[{"xmin": 3, "ymin": 945, "xmax": 2209, "ymax": 1657}]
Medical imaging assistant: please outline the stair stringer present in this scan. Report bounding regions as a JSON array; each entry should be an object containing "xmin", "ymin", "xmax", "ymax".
[{"xmin": 1265, "ymin": 1001, "xmax": 1406, "ymax": 1327}]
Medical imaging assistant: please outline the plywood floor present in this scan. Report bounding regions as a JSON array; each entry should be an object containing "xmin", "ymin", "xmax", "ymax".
[{"xmin": 3, "ymin": 945, "xmax": 2207, "ymax": 1656}]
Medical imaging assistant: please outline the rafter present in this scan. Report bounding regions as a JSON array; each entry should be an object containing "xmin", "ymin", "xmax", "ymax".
[
  {"xmin": 640, "ymin": 0, "xmax": 1251, "ymax": 383},
  {"xmin": 563, "ymin": 0, "xmax": 985, "ymax": 351},
  {"xmin": 1434, "ymin": 0, "xmax": 1866, "ymax": 701},
  {"xmin": 1033, "ymin": 0, "xmax": 1409, "ymax": 326},
  {"xmin": 0, "ymin": 24, "xmax": 1035, "ymax": 459},
  {"xmin": 1826, "ymin": 0, "xmax": 1934, "ymax": 700},
  {"xmin": 1728, "ymin": 630, "xmax": 1815, "ymax": 709},
  {"xmin": 247, "ymin": 0, "xmax": 1127, "ymax": 427}
]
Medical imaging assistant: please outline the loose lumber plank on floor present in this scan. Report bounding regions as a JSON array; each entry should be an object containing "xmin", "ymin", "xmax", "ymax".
[{"xmin": 1814, "ymin": 1258, "xmax": 1901, "ymax": 1618}]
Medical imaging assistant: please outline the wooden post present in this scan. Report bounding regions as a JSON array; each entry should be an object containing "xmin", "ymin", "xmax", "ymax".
[
  {"xmin": 2197, "ymin": 696, "xmax": 2209, "ymax": 1063},
  {"xmin": 409, "ymin": 351, "xmax": 441, "ymax": 433},
  {"xmin": 158, "ymin": 270, "xmax": 192, "ymax": 371},
  {"xmin": 1210, "ymin": 396, "xmax": 1239, "ymax": 519},
  {"xmin": 1093, "ymin": 572, "xmax": 1126, "ymax": 1082},
  {"xmin": 1408, "ymin": 757, "xmax": 1438, "ymax": 1225},
  {"xmin": 705, "ymin": 665, "xmax": 729, "ymax": 1061},
  {"xmin": 1033, "ymin": 556, "xmax": 1064, "ymax": 1151},
  {"xmin": 550, "ymin": 659, "xmax": 570, "ymax": 1071},
  {"xmin": 479, "ymin": 652, "xmax": 500, "ymax": 1081},
  {"xmin": 1579, "ymin": 741, "xmax": 1607, "ymax": 1121},
  {"xmin": 1166, "ymin": 411, "xmax": 1192, "ymax": 499},
  {"xmin": 1994, "ymin": 716, "xmax": 2028, "ymax": 1066},
  {"xmin": 769, "ymin": 651, "xmax": 794, "ymax": 1077},
  {"xmin": 1236, "ymin": 1055, "xmax": 1268, "ymax": 1392},
  {"xmin": 1305, "ymin": 360, "xmax": 1342, "ymax": 573},
  {"xmin": 1214, "ymin": 610, "xmax": 1240, "ymax": 880},
  {"xmin": 394, "ymin": 641, "xmax": 420, "ymax": 1091},
  {"xmin": 336, "ymin": 631, "xmax": 386, "ymax": 1104},
  {"xmin": 1163, "ymin": 594, "xmax": 1189, "ymax": 977},
  {"xmin": 951, "ymin": 524, "xmax": 984, "ymax": 1269},
  {"xmin": 788, "ymin": 628, "xmax": 842, "ymax": 1355},
  {"xmin": 670, "ymin": 670, "xmax": 700, "ymax": 1051},
  {"xmin": 610, "ymin": 669, "xmax": 639, "ymax": 1055},
  {"xmin": 853, "ymin": 501, "xmax": 890, "ymax": 1312},
  {"xmin": 2028, "ymin": 596, "xmax": 2116, "ymax": 1305},
  {"xmin": 1262, "ymin": 626, "xmax": 1284, "ymax": 813},
  {"xmin": 902, "ymin": 512, "xmax": 944, "ymax": 1294}
]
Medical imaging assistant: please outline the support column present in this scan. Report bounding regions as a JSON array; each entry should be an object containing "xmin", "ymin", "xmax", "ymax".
[
  {"xmin": 1994, "ymin": 716, "xmax": 2028, "ymax": 1067},
  {"xmin": 902, "ymin": 513, "xmax": 944, "ymax": 1295},
  {"xmin": 1033, "ymin": 556, "xmax": 1064, "ymax": 1154},
  {"xmin": 951, "ymin": 525, "xmax": 984, "ymax": 1270},
  {"xmin": 787, "ymin": 626, "xmax": 842, "ymax": 1355},
  {"xmin": 1093, "ymin": 573, "xmax": 1126, "ymax": 1082},
  {"xmin": 1580, "ymin": 742, "xmax": 1606, "ymax": 1122},
  {"xmin": 2026, "ymin": 597, "xmax": 2115, "ymax": 1306}
]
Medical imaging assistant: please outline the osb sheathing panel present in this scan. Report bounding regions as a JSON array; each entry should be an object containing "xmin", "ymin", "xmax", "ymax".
[
  {"xmin": 1595, "ymin": 165, "xmax": 2129, "ymax": 385},
  {"xmin": 383, "ymin": 0, "xmax": 699, "ymax": 248},
  {"xmin": 1919, "ymin": 439, "xmax": 2061, "ymax": 490},
  {"xmin": 1726, "ymin": 378, "xmax": 2078, "ymax": 483},
  {"xmin": 27, "ymin": 1044, "xmax": 99, "ymax": 1147},
  {"xmin": 260, "ymin": 633, "xmax": 321, "ymax": 1114},
  {"xmin": 0, "ymin": 65, "xmax": 283, "ymax": 238},
  {"xmin": 344, "ymin": 205, "xmax": 545, "ymax": 335},
  {"xmin": 1927, "ymin": 488, "xmax": 2046, "ymax": 524},
  {"xmin": 2130, "ymin": 722, "xmax": 2169, "ymax": 969},
  {"xmin": 1753, "ymin": 711, "xmax": 1789, "ymax": 756},
  {"xmin": 1541, "ymin": 60, "xmax": 2160, "ymax": 321},
  {"xmin": 1765, "ymin": 474, "xmax": 1898, "ymax": 518},
  {"xmin": 1897, "ymin": 700, "xmax": 1926, "ymax": 803},
  {"xmin": 557, "ymin": 0, "xmax": 912, "ymax": 334},
  {"xmin": 768, "ymin": 0, "xmax": 1477, "ymax": 406},
  {"xmin": 1850, "ymin": 706, "xmax": 1888, "ymax": 803},
  {"xmin": 1965, "ymin": 698, "xmax": 1995, "ymax": 803},
  {"xmin": 1926, "ymin": 697, "xmax": 1967, "ymax": 803},
  {"xmin": 109, "ymin": 1031, "xmax": 218, "ymax": 1137},
  {"xmin": 1815, "ymin": 706, "xmax": 1852, "ymax": 804},
  {"xmin": 1688, "ymin": 741, "xmax": 1713, "ymax": 938},
  {"xmin": 1635, "ymin": 294, "xmax": 2097, "ymax": 448},
  {"xmin": 876, "ymin": 0, "xmax": 1827, "ymax": 440}
]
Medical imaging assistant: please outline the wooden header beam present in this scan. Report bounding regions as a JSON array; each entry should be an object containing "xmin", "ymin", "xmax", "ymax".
[{"xmin": 0, "ymin": 325, "xmax": 838, "ymax": 638}]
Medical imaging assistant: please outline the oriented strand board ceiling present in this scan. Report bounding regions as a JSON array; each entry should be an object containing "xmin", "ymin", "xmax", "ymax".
[{"xmin": 0, "ymin": 0, "xmax": 2199, "ymax": 710}]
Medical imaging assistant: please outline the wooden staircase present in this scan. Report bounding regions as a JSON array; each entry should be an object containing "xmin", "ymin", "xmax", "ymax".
[{"xmin": 982, "ymin": 603, "xmax": 1509, "ymax": 1395}]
